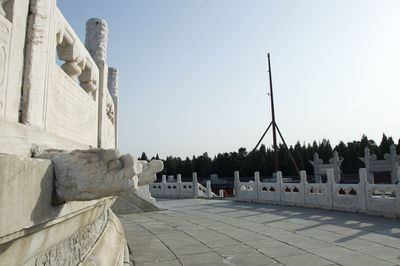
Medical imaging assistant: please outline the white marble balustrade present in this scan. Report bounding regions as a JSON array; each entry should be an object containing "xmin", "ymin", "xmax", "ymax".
[
  {"xmin": 235, "ymin": 168, "xmax": 400, "ymax": 218},
  {"xmin": 150, "ymin": 173, "xmax": 218, "ymax": 199}
]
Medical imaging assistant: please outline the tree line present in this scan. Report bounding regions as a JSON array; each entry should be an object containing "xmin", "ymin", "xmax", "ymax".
[{"xmin": 140, "ymin": 134, "xmax": 399, "ymax": 179}]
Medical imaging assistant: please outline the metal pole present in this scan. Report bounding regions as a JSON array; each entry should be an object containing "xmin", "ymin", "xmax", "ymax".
[
  {"xmin": 239, "ymin": 121, "xmax": 273, "ymax": 172},
  {"xmin": 275, "ymin": 123, "xmax": 300, "ymax": 175},
  {"xmin": 251, "ymin": 121, "xmax": 273, "ymax": 154},
  {"xmin": 267, "ymin": 53, "xmax": 279, "ymax": 172}
]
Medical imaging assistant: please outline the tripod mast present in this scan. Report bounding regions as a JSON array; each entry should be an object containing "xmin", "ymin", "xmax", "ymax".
[
  {"xmin": 267, "ymin": 53, "xmax": 279, "ymax": 172},
  {"xmin": 240, "ymin": 53, "xmax": 300, "ymax": 176}
]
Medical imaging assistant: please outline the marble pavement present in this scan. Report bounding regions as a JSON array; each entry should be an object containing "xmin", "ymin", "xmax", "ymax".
[{"xmin": 120, "ymin": 198, "xmax": 400, "ymax": 266}]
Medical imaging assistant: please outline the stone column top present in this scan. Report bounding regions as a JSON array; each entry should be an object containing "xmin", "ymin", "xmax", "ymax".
[
  {"xmin": 108, "ymin": 67, "xmax": 119, "ymax": 99},
  {"xmin": 85, "ymin": 18, "xmax": 109, "ymax": 67}
]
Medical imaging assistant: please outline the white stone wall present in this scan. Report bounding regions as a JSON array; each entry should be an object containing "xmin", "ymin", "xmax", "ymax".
[{"xmin": 236, "ymin": 168, "xmax": 400, "ymax": 218}]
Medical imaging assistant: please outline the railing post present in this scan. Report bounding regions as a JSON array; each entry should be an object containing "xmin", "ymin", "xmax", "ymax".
[
  {"xmin": 21, "ymin": 0, "xmax": 57, "ymax": 127},
  {"xmin": 276, "ymin": 171, "xmax": 282, "ymax": 203},
  {"xmin": 397, "ymin": 167, "xmax": 400, "ymax": 215},
  {"xmin": 3, "ymin": 0, "xmax": 30, "ymax": 122},
  {"xmin": 107, "ymin": 67, "xmax": 118, "ymax": 148},
  {"xmin": 85, "ymin": 18, "xmax": 109, "ymax": 148},
  {"xmin": 162, "ymin": 174, "xmax": 166, "ymax": 197},
  {"xmin": 299, "ymin": 170, "xmax": 306, "ymax": 205},
  {"xmin": 397, "ymin": 167, "xmax": 400, "ymax": 184},
  {"xmin": 326, "ymin": 169, "xmax": 334, "ymax": 208},
  {"xmin": 206, "ymin": 180, "xmax": 212, "ymax": 199},
  {"xmin": 254, "ymin": 171, "xmax": 260, "ymax": 202},
  {"xmin": 359, "ymin": 168, "xmax": 367, "ymax": 212},
  {"xmin": 390, "ymin": 145, "xmax": 398, "ymax": 184},
  {"xmin": 234, "ymin": 171, "xmax": 240, "ymax": 198},
  {"xmin": 362, "ymin": 147, "xmax": 374, "ymax": 184},
  {"xmin": 192, "ymin": 172, "xmax": 199, "ymax": 198},
  {"xmin": 177, "ymin": 174, "xmax": 182, "ymax": 198}
]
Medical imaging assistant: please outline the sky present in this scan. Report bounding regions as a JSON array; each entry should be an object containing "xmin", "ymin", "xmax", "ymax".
[{"xmin": 58, "ymin": 0, "xmax": 400, "ymax": 159}]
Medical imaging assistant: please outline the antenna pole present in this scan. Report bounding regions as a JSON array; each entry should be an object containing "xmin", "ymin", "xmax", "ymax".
[
  {"xmin": 267, "ymin": 53, "xmax": 279, "ymax": 172},
  {"xmin": 241, "ymin": 53, "xmax": 299, "ymax": 177}
]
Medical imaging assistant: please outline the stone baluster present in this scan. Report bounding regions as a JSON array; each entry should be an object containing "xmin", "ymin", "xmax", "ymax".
[
  {"xmin": 300, "ymin": 170, "xmax": 306, "ymax": 184},
  {"xmin": 389, "ymin": 144, "xmax": 398, "ymax": 184},
  {"xmin": 177, "ymin": 174, "xmax": 182, "ymax": 198},
  {"xmin": 177, "ymin": 174, "xmax": 182, "ymax": 183},
  {"xmin": 299, "ymin": 170, "xmax": 306, "ymax": 205},
  {"xmin": 312, "ymin": 153, "xmax": 322, "ymax": 183},
  {"xmin": 332, "ymin": 150, "xmax": 342, "ymax": 183},
  {"xmin": 234, "ymin": 171, "xmax": 240, "ymax": 197},
  {"xmin": 254, "ymin": 171, "xmax": 260, "ymax": 183},
  {"xmin": 108, "ymin": 67, "xmax": 118, "ymax": 148},
  {"xmin": 162, "ymin": 174, "xmax": 167, "ymax": 197},
  {"xmin": 206, "ymin": 180, "xmax": 212, "ymax": 199},
  {"xmin": 363, "ymin": 147, "xmax": 373, "ymax": 184},
  {"xmin": 254, "ymin": 171, "xmax": 260, "ymax": 201},
  {"xmin": 108, "ymin": 67, "xmax": 118, "ymax": 103},
  {"xmin": 192, "ymin": 172, "xmax": 199, "ymax": 198},
  {"xmin": 79, "ymin": 65, "xmax": 98, "ymax": 98},
  {"xmin": 396, "ymin": 167, "xmax": 400, "ymax": 214},
  {"xmin": 85, "ymin": 18, "xmax": 109, "ymax": 148},
  {"xmin": 397, "ymin": 167, "xmax": 400, "ymax": 185},
  {"xmin": 359, "ymin": 168, "xmax": 367, "ymax": 211},
  {"xmin": 58, "ymin": 43, "xmax": 84, "ymax": 79},
  {"xmin": 276, "ymin": 171, "xmax": 282, "ymax": 202},
  {"xmin": 326, "ymin": 169, "xmax": 334, "ymax": 208}
]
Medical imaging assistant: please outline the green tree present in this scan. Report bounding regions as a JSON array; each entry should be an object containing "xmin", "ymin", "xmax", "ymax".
[
  {"xmin": 378, "ymin": 133, "xmax": 392, "ymax": 159},
  {"xmin": 182, "ymin": 157, "xmax": 193, "ymax": 178},
  {"xmin": 140, "ymin": 152, "xmax": 148, "ymax": 161}
]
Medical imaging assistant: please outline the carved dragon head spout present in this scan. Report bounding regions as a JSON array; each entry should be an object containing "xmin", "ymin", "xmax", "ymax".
[
  {"xmin": 37, "ymin": 149, "xmax": 163, "ymax": 203},
  {"xmin": 138, "ymin": 160, "xmax": 164, "ymax": 186}
]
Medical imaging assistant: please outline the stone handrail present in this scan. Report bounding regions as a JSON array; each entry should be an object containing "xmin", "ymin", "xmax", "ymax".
[
  {"xmin": 235, "ymin": 169, "xmax": 400, "ymax": 218},
  {"xmin": 55, "ymin": 8, "xmax": 100, "ymax": 99},
  {"xmin": 150, "ymin": 173, "xmax": 217, "ymax": 199}
]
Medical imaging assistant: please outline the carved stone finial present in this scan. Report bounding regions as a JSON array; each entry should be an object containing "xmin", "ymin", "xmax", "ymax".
[
  {"xmin": 85, "ymin": 18, "xmax": 108, "ymax": 67},
  {"xmin": 108, "ymin": 67, "xmax": 118, "ymax": 102}
]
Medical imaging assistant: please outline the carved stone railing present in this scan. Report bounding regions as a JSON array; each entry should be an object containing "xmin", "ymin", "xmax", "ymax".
[
  {"xmin": 149, "ymin": 172, "xmax": 217, "ymax": 199},
  {"xmin": 55, "ymin": 9, "xmax": 99, "ymax": 99},
  {"xmin": 310, "ymin": 151, "xmax": 343, "ymax": 183},
  {"xmin": 13, "ymin": 1, "xmax": 118, "ymax": 150},
  {"xmin": 359, "ymin": 145, "xmax": 399, "ymax": 184},
  {"xmin": 235, "ymin": 168, "xmax": 400, "ymax": 218}
]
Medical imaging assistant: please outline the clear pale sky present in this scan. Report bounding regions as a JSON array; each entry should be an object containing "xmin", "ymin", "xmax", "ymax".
[{"xmin": 58, "ymin": 1, "xmax": 400, "ymax": 159}]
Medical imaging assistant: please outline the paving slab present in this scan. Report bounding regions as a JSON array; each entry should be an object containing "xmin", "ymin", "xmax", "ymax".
[{"xmin": 120, "ymin": 198, "xmax": 400, "ymax": 265}]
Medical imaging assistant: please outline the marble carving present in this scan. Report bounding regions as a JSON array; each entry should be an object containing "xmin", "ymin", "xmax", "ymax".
[{"xmin": 38, "ymin": 149, "xmax": 162, "ymax": 203}]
